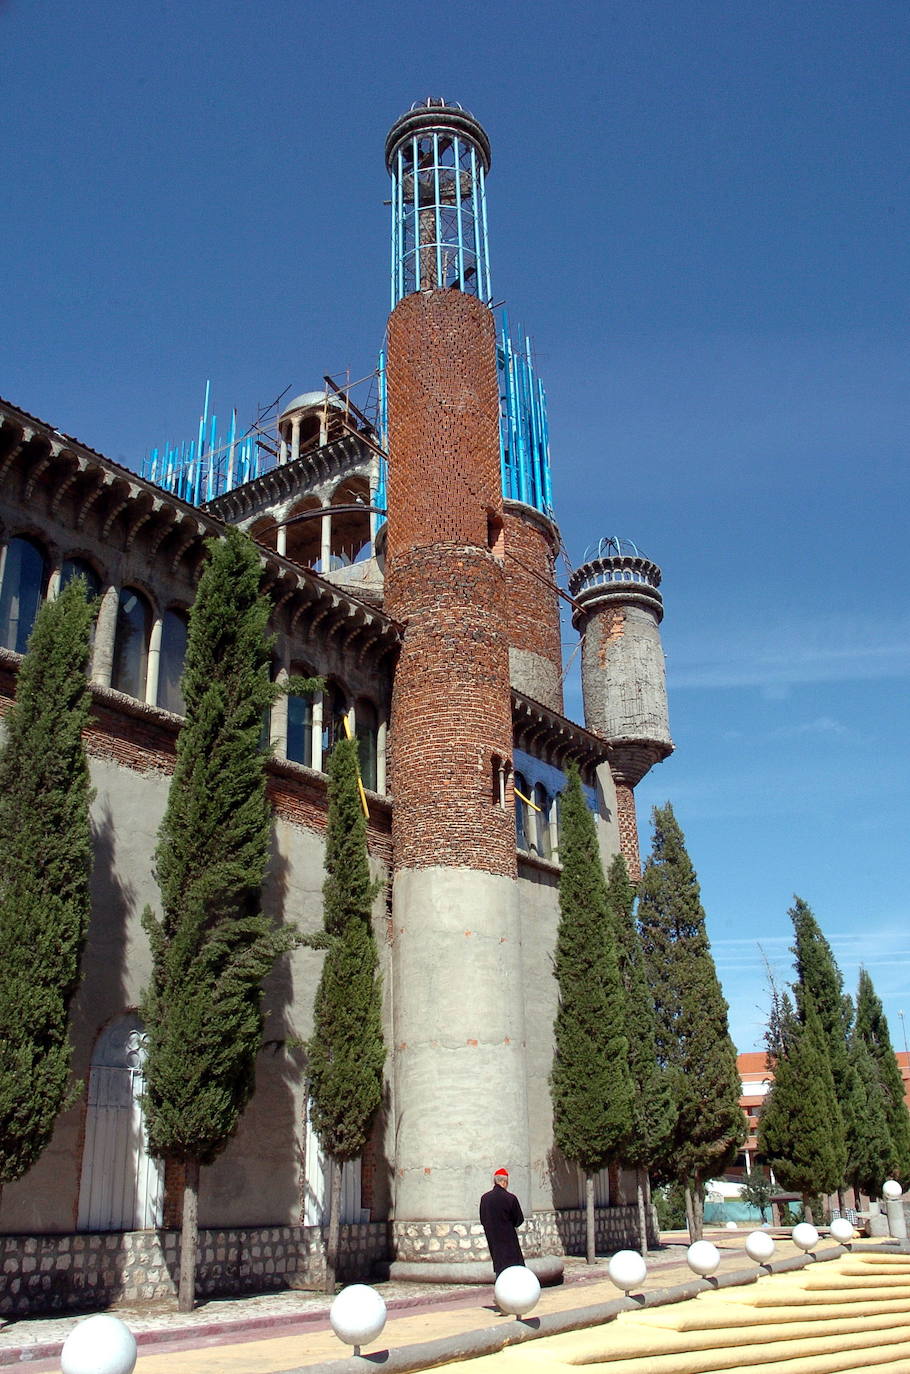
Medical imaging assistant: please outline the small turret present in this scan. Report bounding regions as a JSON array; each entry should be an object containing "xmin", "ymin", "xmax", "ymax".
[{"xmin": 569, "ymin": 537, "xmax": 673, "ymax": 876}]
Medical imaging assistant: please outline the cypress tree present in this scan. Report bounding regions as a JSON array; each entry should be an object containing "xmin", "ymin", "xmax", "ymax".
[
  {"xmin": 637, "ymin": 803, "xmax": 744, "ymax": 1239},
  {"xmin": 0, "ymin": 579, "xmax": 95, "ymax": 1207},
  {"xmin": 607, "ymin": 852, "xmax": 673, "ymax": 1254},
  {"xmin": 764, "ymin": 965, "xmax": 798, "ymax": 1065},
  {"xmin": 854, "ymin": 968, "xmax": 910, "ymax": 1184},
  {"xmin": 141, "ymin": 528, "xmax": 299, "ymax": 1312},
  {"xmin": 550, "ymin": 766, "xmax": 634, "ymax": 1263},
  {"xmin": 758, "ymin": 998, "xmax": 847, "ymax": 1222},
  {"xmin": 788, "ymin": 898, "xmax": 851, "ymax": 1204},
  {"xmin": 842, "ymin": 1032, "xmax": 893, "ymax": 1202},
  {"xmin": 306, "ymin": 734, "xmax": 385, "ymax": 1292},
  {"xmin": 790, "ymin": 897, "xmax": 852, "ymax": 1092}
]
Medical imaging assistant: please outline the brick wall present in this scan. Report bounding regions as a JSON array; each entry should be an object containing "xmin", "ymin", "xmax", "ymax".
[
  {"xmin": 385, "ymin": 290, "xmax": 515, "ymax": 876},
  {"xmin": 385, "ymin": 290, "xmax": 503, "ymax": 555},
  {"xmin": 614, "ymin": 781, "xmax": 641, "ymax": 882},
  {"xmin": 502, "ymin": 506, "xmax": 563, "ymax": 712}
]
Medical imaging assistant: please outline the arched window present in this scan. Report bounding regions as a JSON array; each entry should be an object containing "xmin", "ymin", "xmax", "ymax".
[
  {"xmin": 0, "ymin": 536, "xmax": 48, "ymax": 652},
  {"xmin": 330, "ymin": 478, "xmax": 371, "ymax": 568},
  {"xmin": 157, "ymin": 608, "xmax": 188, "ymax": 714},
  {"xmin": 287, "ymin": 668, "xmax": 316, "ymax": 767},
  {"xmin": 111, "ymin": 587, "xmax": 151, "ymax": 698},
  {"xmin": 514, "ymin": 772, "xmax": 530, "ymax": 852},
  {"xmin": 60, "ymin": 557, "xmax": 102, "ymax": 601},
  {"xmin": 355, "ymin": 698, "xmax": 378, "ymax": 792},
  {"xmin": 321, "ymin": 681, "xmax": 349, "ymax": 761},
  {"xmin": 532, "ymin": 783, "xmax": 552, "ymax": 860}
]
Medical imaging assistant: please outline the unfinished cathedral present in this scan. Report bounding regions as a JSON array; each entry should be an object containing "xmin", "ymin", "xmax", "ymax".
[{"xmin": 0, "ymin": 100, "xmax": 672, "ymax": 1311}]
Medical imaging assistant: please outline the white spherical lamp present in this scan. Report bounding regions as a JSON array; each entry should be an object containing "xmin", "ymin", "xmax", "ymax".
[
  {"xmin": 494, "ymin": 1265, "xmax": 541, "ymax": 1317},
  {"xmin": 744, "ymin": 1229, "xmax": 776, "ymax": 1264},
  {"xmin": 607, "ymin": 1249, "xmax": 648, "ymax": 1293},
  {"xmin": 686, "ymin": 1240, "xmax": 720, "ymax": 1277},
  {"xmin": 829, "ymin": 1217, "xmax": 854, "ymax": 1244},
  {"xmin": 724, "ymin": 1220, "xmax": 738, "ymax": 1230},
  {"xmin": 61, "ymin": 1315, "xmax": 137, "ymax": 1374},
  {"xmin": 883, "ymin": 1179, "xmax": 903, "ymax": 1201},
  {"xmin": 792, "ymin": 1222, "xmax": 819, "ymax": 1252},
  {"xmin": 329, "ymin": 1284, "xmax": 387, "ymax": 1352}
]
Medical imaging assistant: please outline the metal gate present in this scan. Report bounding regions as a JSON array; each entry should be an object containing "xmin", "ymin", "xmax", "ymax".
[{"xmin": 77, "ymin": 1013, "xmax": 163, "ymax": 1231}]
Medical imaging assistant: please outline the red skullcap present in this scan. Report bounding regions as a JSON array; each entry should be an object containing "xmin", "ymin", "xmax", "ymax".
[{"xmin": 494, "ymin": 1168, "xmax": 509, "ymax": 1178}]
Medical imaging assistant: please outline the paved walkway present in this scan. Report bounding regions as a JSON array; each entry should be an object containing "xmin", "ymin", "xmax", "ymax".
[{"xmin": 0, "ymin": 1233, "xmax": 870, "ymax": 1373}]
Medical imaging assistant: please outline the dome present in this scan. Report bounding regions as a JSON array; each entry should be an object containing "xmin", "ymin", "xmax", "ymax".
[{"xmin": 279, "ymin": 391, "xmax": 347, "ymax": 421}]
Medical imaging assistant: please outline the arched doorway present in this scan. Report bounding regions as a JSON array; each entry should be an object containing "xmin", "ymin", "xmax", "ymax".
[{"xmin": 77, "ymin": 1013, "xmax": 163, "ymax": 1231}]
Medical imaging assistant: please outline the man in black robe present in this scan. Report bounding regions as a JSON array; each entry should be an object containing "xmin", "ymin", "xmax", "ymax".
[{"xmin": 479, "ymin": 1167, "xmax": 525, "ymax": 1276}]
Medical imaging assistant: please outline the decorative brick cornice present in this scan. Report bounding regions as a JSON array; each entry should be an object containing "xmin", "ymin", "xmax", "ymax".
[{"xmin": 511, "ymin": 690, "xmax": 611, "ymax": 784}]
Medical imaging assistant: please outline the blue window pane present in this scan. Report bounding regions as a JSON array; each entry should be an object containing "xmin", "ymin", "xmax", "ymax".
[
  {"xmin": 514, "ymin": 772, "xmax": 529, "ymax": 851},
  {"xmin": 356, "ymin": 699, "xmax": 378, "ymax": 792},
  {"xmin": 287, "ymin": 692, "xmax": 313, "ymax": 766},
  {"xmin": 0, "ymin": 537, "xmax": 48, "ymax": 652},
  {"xmin": 157, "ymin": 609, "xmax": 188, "ymax": 713},
  {"xmin": 112, "ymin": 588, "xmax": 150, "ymax": 698},
  {"xmin": 321, "ymin": 683, "xmax": 348, "ymax": 763},
  {"xmin": 60, "ymin": 557, "xmax": 102, "ymax": 600}
]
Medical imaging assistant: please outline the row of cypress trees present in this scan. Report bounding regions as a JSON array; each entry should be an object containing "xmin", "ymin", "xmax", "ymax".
[
  {"xmin": 758, "ymin": 898, "xmax": 909, "ymax": 1221},
  {"xmin": 550, "ymin": 773, "xmax": 744, "ymax": 1255},
  {"xmin": 0, "ymin": 531, "xmax": 385, "ymax": 1308}
]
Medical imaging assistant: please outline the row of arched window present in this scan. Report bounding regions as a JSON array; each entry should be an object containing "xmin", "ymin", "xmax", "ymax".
[
  {"xmin": 0, "ymin": 534, "xmax": 386, "ymax": 792},
  {"xmin": 0, "ymin": 536, "xmax": 190, "ymax": 712},
  {"xmin": 275, "ymin": 675, "xmax": 384, "ymax": 793},
  {"xmin": 514, "ymin": 772, "xmax": 559, "ymax": 862}
]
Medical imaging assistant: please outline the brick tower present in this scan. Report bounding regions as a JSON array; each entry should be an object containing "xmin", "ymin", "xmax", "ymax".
[
  {"xmin": 383, "ymin": 100, "xmax": 536, "ymax": 1279},
  {"xmin": 569, "ymin": 538, "xmax": 673, "ymax": 878}
]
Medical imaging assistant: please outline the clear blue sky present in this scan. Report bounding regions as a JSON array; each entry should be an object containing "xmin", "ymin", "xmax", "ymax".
[{"xmin": 4, "ymin": 1, "xmax": 909, "ymax": 1054}]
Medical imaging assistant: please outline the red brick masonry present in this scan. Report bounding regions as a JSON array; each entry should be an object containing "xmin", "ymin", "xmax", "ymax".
[{"xmin": 385, "ymin": 290, "xmax": 516, "ymax": 877}]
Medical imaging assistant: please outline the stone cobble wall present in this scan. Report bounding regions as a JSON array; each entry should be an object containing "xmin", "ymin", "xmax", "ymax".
[
  {"xmin": 0, "ymin": 1206, "xmax": 656, "ymax": 1312},
  {"xmin": 529, "ymin": 1204, "xmax": 659, "ymax": 1255},
  {"xmin": 392, "ymin": 1204, "xmax": 656, "ymax": 1265},
  {"xmin": 0, "ymin": 1223, "xmax": 390, "ymax": 1316}
]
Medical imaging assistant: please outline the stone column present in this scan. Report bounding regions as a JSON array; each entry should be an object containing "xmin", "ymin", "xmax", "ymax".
[
  {"xmin": 92, "ymin": 585, "xmax": 119, "ymax": 687},
  {"xmin": 271, "ymin": 665, "xmax": 289, "ymax": 757},
  {"xmin": 145, "ymin": 615, "xmax": 162, "ymax": 706},
  {"xmin": 320, "ymin": 507, "xmax": 332, "ymax": 571}
]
